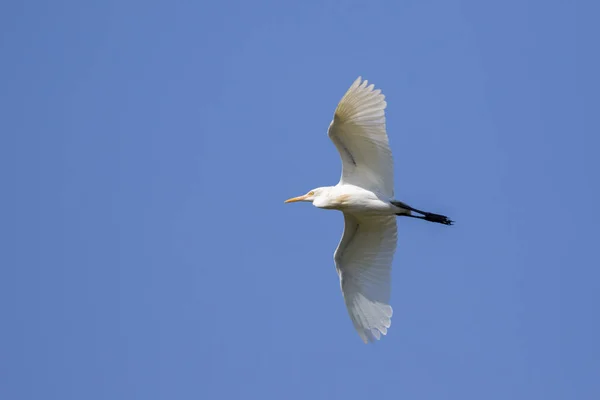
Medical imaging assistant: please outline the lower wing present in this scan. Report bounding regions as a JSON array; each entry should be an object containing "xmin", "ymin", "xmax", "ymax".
[{"xmin": 334, "ymin": 213, "xmax": 398, "ymax": 343}]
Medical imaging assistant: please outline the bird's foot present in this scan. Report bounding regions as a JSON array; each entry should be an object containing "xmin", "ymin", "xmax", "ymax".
[{"xmin": 424, "ymin": 213, "xmax": 454, "ymax": 225}]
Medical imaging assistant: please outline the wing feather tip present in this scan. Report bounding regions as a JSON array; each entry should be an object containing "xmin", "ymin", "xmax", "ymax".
[
  {"xmin": 358, "ymin": 326, "xmax": 391, "ymax": 344},
  {"xmin": 351, "ymin": 302, "xmax": 394, "ymax": 344}
]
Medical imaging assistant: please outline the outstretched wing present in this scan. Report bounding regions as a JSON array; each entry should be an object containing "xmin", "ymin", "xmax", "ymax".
[
  {"xmin": 328, "ymin": 77, "xmax": 394, "ymax": 198},
  {"xmin": 334, "ymin": 213, "xmax": 398, "ymax": 343}
]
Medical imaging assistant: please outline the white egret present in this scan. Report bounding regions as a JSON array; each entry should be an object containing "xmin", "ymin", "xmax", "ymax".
[{"xmin": 285, "ymin": 77, "xmax": 453, "ymax": 343}]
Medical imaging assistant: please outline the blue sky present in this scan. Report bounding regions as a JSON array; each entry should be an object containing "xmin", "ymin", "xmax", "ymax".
[{"xmin": 1, "ymin": 0, "xmax": 599, "ymax": 399}]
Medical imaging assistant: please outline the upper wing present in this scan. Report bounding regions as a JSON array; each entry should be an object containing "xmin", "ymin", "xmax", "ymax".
[
  {"xmin": 328, "ymin": 77, "xmax": 394, "ymax": 198},
  {"xmin": 334, "ymin": 213, "xmax": 398, "ymax": 343}
]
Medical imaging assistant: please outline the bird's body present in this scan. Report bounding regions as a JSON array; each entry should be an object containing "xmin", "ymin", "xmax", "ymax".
[
  {"xmin": 285, "ymin": 77, "xmax": 452, "ymax": 343},
  {"xmin": 310, "ymin": 184, "xmax": 405, "ymax": 215}
]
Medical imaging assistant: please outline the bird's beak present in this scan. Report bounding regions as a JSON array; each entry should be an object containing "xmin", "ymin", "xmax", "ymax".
[{"xmin": 284, "ymin": 194, "xmax": 308, "ymax": 203}]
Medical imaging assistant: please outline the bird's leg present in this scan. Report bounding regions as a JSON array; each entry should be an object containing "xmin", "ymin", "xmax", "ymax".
[
  {"xmin": 392, "ymin": 200, "xmax": 454, "ymax": 225},
  {"xmin": 403, "ymin": 214, "xmax": 454, "ymax": 225}
]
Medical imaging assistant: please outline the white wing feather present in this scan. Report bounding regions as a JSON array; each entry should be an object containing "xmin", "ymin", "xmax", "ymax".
[
  {"xmin": 328, "ymin": 77, "xmax": 394, "ymax": 198},
  {"xmin": 334, "ymin": 213, "xmax": 398, "ymax": 343}
]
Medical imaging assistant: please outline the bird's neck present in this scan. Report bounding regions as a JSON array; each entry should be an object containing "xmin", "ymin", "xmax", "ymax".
[{"xmin": 312, "ymin": 186, "xmax": 339, "ymax": 209}]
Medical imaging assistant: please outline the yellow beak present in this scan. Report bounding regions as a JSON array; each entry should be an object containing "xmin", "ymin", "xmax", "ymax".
[{"xmin": 284, "ymin": 194, "xmax": 308, "ymax": 203}]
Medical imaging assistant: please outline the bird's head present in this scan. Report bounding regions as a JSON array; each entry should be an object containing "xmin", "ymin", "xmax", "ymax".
[{"xmin": 284, "ymin": 187, "xmax": 327, "ymax": 204}]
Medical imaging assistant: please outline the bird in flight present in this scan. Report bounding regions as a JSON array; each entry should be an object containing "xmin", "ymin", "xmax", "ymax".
[{"xmin": 285, "ymin": 77, "xmax": 453, "ymax": 343}]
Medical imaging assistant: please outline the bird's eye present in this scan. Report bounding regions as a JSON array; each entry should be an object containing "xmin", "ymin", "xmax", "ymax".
[{"xmin": 308, "ymin": 191, "xmax": 315, "ymax": 196}]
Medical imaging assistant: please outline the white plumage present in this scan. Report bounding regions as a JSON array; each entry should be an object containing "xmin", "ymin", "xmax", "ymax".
[
  {"xmin": 285, "ymin": 77, "xmax": 452, "ymax": 343},
  {"xmin": 335, "ymin": 213, "xmax": 396, "ymax": 343},
  {"xmin": 328, "ymin": 77, "xmax": 394, "ymax": 198}
]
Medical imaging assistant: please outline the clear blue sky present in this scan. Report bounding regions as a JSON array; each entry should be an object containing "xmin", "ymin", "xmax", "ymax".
[{"xmin": 1, "ymin": 0, "xmax": 599, "ymax": 399}]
